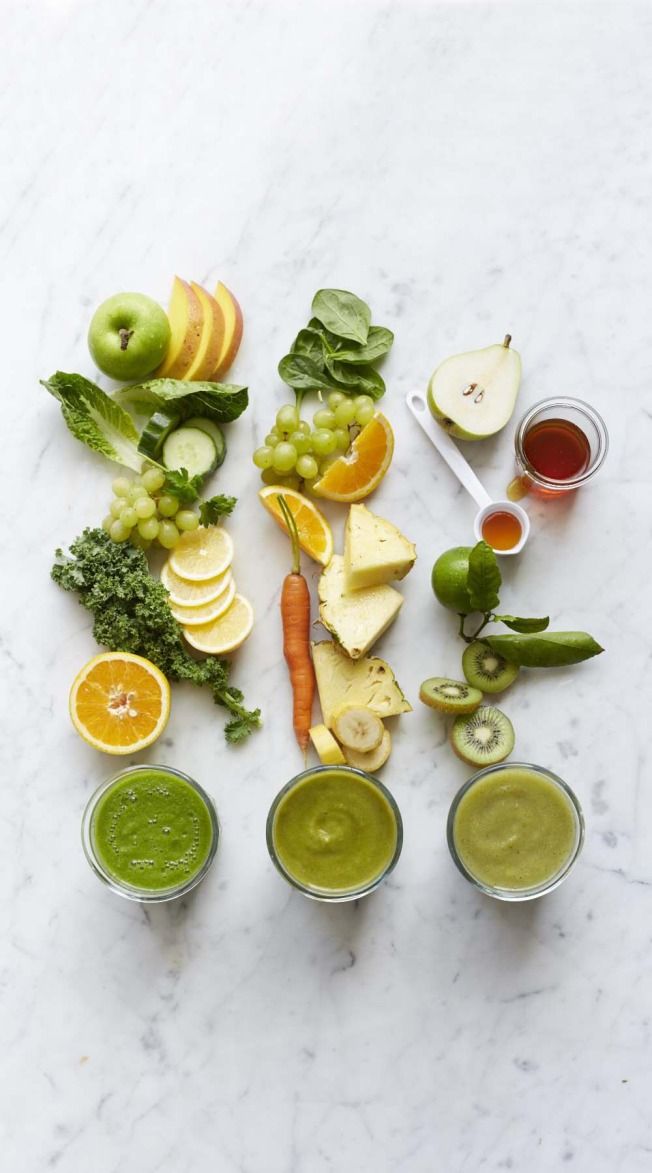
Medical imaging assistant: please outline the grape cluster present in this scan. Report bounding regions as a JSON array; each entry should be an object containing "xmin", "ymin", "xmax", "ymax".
[
  {"xmin": 101, "ymin": 467, "xmax": 200, "ymax": 549},
  {"xmin": 252, "ymin": 392, "xmax": 375, "ymax": 490}
]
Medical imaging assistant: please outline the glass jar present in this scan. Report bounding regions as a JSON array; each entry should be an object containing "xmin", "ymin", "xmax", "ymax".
[{"xmin": 513, "ymin": 397, "xmax": 608, "ymax": 497}]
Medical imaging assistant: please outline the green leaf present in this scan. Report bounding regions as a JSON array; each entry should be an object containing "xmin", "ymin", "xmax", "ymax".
[
  {"xmin": 324, "ymin": 358, "xmax": 386, "ymax": 400},
  {"xmin": 163, "ymin": 468, "xmax": 203, "ymax": 504},
  {"xmin": 494, "ymin": 615, "xmax": 550, "ymax": 633},
  {"xmin": 290, "ymin": 328, "xmax": 326, "ymax": 364},
  {"xmin": 199, "ymin": 495, "xmax": 237, "ymax": 525},
  {"xmin": 330, "ymin": 326, "xmax": 394, "ymax": 364},
  {"xmin": 311, "ymin": 289, "xmax": 371, "ymax": 344},
  {"xmin": 116, "ymin": 379, "xmax": 248, "ymax": 424},
  {"xmin": 278, "ymin": 353, "xmax": 334, "ymax": 393},
  {"xmin": 467, "ymin": 541, "xmax": 502, "ymax": 612},
  {"xmin": 484, "ymin": 631, "xmax": 604, "ymax": 667},
  {"xmin": 42, "ymin": 372, "xmax": 143, "ymax": 471}
]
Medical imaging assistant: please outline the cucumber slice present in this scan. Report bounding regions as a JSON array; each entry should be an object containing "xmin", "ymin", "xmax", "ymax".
[
  {"xmin": 162, "ymin": 426, "xmax": 218, "ymax": 478},
  {"xmin": 138, "ymin": 409, "xmax": 180, "ymax": 460},
  {"xmin": 184, "ymin": 417, "xmax": 226, "ymax": 469}
]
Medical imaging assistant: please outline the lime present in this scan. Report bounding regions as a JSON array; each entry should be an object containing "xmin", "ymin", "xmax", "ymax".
[{"xmin": 431, "ymin": 546, "xmax": 474, "ymax": 613}]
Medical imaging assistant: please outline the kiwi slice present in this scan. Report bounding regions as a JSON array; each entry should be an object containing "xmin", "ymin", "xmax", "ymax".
[
  {"xmin": 419, "ymin": 676, "xmax": 483, "ymax": 715},
  {"xmin": 462, "ymin": 641, "xmax": 519, "ymax": 694},
  {"xmin": 450, "ymin": 706, "xmax": 515, "ymax": 766}
]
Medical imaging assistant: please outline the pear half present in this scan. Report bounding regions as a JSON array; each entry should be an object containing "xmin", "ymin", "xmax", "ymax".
[{"xmin": 427, "ymin": 335, "xmax": 521, "ymax": 440}]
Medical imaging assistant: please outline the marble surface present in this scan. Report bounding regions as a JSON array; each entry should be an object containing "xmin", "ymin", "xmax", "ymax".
[{"xmin": 3, "ymin": 1, "xmax": 652, "ymax": 1169}]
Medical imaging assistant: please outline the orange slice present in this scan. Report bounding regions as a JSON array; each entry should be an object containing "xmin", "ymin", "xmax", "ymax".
[
  {"xmin": 258, "ymin": 486, "xmax": 333, "ymax": 566},
  {"xmin": 183, "ymin": 594, "xmax": 254, "ymax": 654},
  {"xmin": 312, "ymin": 413, "xmax": 394, "ymax": 502},
  {"xmin": 69, "ymin": 652, "xmax": 170, "ymax": 755}
]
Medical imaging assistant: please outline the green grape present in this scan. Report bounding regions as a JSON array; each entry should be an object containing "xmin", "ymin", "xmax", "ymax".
[
  {"xmin": 134, "ymin": 496, "xmax": 156, "ymax": 520},
  {"xmin": 260, "ymin": 467, "xmax": 280, "ymax": 485},
  {"xmin": 138, "ymin": 517, "xmax": 160, "ymax": 541},
  {"xmin": 110, "ymin": 498, "xmax": 124, "ymax": 519},
  {"xmin": 333, "ymin": 427, "xmax": 350, "ymax": 451},
  {"xmin": 128, "ymin": 482, "xmax": 149, "ymax": 503},
  {"xmin": 158, "ymin": 494, "xmax": 179, "ymax": 517},
  {"xmin": 289, "ymin": 430, "xmax": 312, "ymax": 455},
  {"xmin": 355, "ymin": 395, "xmax": 375, "ymax": 411},
  {"xmin": 102, "ymin": 514, "xmax": 114, "ymax": 533},
  {"xmin": 120, "ymin": 506, "xmax": 138, "ymax": 528},
  {"xmin": 313, "ymin": 408, "xmax": 336, "ymax": 430},
  {"xmin": 158, "ymin": 521, "xmax": 180, "ymax": 549},
  {"xmin": 265, "ymin": 431, "xmax": 280, "ymax": 446},
  {"xmin": 110, "ymin": 519, "xmax": 130, "ymax": 543},
  {"xmin": 274, "ymin": 474, "xmax": 301, "ymax": 491},
  {"xmin": 334, "ymin": 399, "xmax": 356, "ymax": 427},
  {"xmin": 276, "ymin": 404, "xmax": 300, "ymax": 434},
  {"xmin": 142, "ymin": 467, "xmax": 166, "ymax": 493},
  {"xmin": 253, "ymin": 445, "xmax": 275, "ymax": 470},
  {"xmin": 328, "ymin": 391, "xmax": 346, "ymax": 411},
  {"xmin": 297, "ymin": 420, "xmax": 311, "ymax": 435},
  {"xmin": 354, "ymin": 395, "xmax": 375, "ymax": 426},
  {"xmin": 296, "ymin": 454, "xmax": 318, "ymax": 480},
  {"xmin": 176, "ymin": 510, "xmax": 199, "ymax": 532},
  {"xmin": 312, "ymin": 428, "xmax": 337, "ymax": 456},
  {"xmin": 112, "ymin": 476, "xmax": 131, "ymax": 498},
  {"xmin": 129, "ymin": 532, "xmax": 151, "ymax": 551},
  {"xmin": 272, "ymin": 442, "xmax": 298, "ymax": 473}
]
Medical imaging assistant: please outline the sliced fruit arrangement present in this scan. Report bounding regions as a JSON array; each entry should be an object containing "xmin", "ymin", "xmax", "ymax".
[
  {"xmin": 318, "ymin": 555, "xmax": 403, "ymax": 660},
  {"xmin": 259, "ymin": 486, "xmax": 333, "ymax": 567},
  {"xmin": 313, "ymin": 412, "xmax": 394, "ymax": 503},
  {"xmin": 161, "ymin": 526, "xmax": 253, "ymax": 655},
  {"xmin": 154, "ymin": 275, "xmax": 242, "ymax": 382},
  {"xmin": 69, "ymin": 651, "xmax": 170, "ymax": 754}
]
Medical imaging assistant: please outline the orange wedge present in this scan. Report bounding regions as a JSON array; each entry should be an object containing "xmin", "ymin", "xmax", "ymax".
[
  {"xmin": 312, "ymin": 413, "xmax": 394, "ymax": 502},
  {"xmin": 259, "ymin": 486, "xmax": 333, "ymax": 566},
  {"xmin": 69, "ymin": 652, "xmax": 170, "ymax": 755}
]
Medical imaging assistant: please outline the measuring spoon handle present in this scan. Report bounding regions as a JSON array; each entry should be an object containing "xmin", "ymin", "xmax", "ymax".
[{"xmin": 406, "ymin": 391, "xmax": 492, "ymax": 510}]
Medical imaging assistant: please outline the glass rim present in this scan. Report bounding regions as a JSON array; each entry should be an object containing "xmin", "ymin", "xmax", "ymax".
[
  {"xmin": 515, "ymin": 396, "xmax": 608, "ymax": 488},
  {"xmin": 446, "ymin": 761, "xmax": 585, "ymax": 902},
  {"xmin": 266, "ymin": 765, "xmax": 403, "ymax": 903},
  {"xmin": 81, "ymin": 763, "xmax": 220, "ymax": 904}
]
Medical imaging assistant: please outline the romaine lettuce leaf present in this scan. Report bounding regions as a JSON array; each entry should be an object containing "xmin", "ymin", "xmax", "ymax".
[{"xmin": 42, "ymin": 372, "xmax": 143, "ymax": 471}]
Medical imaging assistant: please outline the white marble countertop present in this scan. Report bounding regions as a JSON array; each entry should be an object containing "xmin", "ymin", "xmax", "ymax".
[{"xmin": 3, "ymin": 1, "xmax": 652, "ymax": 1169}]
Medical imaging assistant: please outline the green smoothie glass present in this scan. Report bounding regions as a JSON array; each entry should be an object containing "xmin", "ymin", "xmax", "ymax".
[
  {"xmin": 447, "ymin": 762, "xmax": 584, "ymax": 901},
  {"xmin": 267, "ymin": 766, "xmax": 403, "ymax": 902},
  {"xmin": 82, "ymin": 765, "xmax": 219, "ymax": 902}
]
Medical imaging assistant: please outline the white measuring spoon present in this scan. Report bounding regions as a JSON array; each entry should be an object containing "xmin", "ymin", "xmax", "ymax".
[{"xmin": 406, "ymin": 390, "xmax": 530, "ymax": 555}]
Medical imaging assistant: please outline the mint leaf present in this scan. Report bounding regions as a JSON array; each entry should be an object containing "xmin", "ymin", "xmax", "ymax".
[
  {"xmin": 199, "ymin": 495, "xmax": 237, "ymax": 526},
  {"xmin": 467, "ymin": 541, "xmax": 501, "ymax": 612},
  {"xmin": 484, "ymin": 631, "xmax": 604, "ymax": 667},
  {"xmin": 494, "ymin": 615, "xmax": 550, "ymax": 633},
  {"xmin": 163, "ymin": 468, "xmax": 202, "ymax": 504}
]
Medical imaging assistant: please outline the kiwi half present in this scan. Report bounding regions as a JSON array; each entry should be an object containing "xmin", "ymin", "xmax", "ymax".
[
  {"xmin": 450, "ymin": 706, "xmax": 514, "ymax": 766},
  {"xmin": 462, "ymin": 641, "xmax": 519, "ymax": 694},
  {"xmin": 419, "ymin": 676, "xmax": 483, "ymax": 715}
]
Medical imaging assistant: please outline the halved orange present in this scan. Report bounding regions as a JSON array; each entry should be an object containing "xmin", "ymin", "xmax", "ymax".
[
  {"xmin": 69, "ymin": 652, "xmax": 170, "ymax": 755},
  {"xmin": 312, "ymin": 413, "xmax": 394, "ymax": 502},
  {"xmin": 258, "ymin": 486, "xmax": 333, "ymax": 566}
]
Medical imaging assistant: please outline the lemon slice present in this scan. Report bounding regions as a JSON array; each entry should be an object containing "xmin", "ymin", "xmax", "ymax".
[
  {"xmin": 169, "ymin": 526, "xmax": 234, "ymax": 582},
  {"xmin": 69, "ymin": 651, "xmax": 170, "ymax": 754},
  {"xmin": 183, "ymin": 594, "xmax": 254, "ymax": 654},
  {"xmin": 170, "ymin": 578, "xmax": 236, "ymax": 627},
  {"xmin": 161, "ymin": 561, "xmax": 232, "ymax": 606}
]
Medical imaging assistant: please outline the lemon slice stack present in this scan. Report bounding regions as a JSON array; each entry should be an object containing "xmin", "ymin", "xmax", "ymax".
[{"xmin": 161, "ymin": 527, "xmax": 254, "ymax": 654}]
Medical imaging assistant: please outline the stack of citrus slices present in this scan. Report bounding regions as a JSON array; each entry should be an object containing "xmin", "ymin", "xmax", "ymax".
[{"xmin": 161, "ymin": 526, "xmax": 254, "ymax": 654}]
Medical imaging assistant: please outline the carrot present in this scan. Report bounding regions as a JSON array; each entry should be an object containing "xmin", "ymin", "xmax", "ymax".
[{"xmin": 277, "ymin": 494, "xmax": 315, "ymax": 753}]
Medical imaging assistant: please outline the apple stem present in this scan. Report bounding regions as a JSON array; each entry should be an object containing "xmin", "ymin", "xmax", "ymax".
[
  {"xmin": 119, "ymin": 327, "xmax": 134, "ymax": 351},
  {"xmin": 503, "ymin": 334, "xmax": 511, "ymax": 348}
]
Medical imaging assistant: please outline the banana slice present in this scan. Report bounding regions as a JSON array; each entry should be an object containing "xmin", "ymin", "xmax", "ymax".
[
  {"xmin": 309, "ymin": 724, "xmax": 346, "ymax": 766},
  {"xmin": 332, "ymin": 706, "xmax": 384, "ymax": 753},
  {"xmin": 343, "ymin": 728, "xmax": 392, "ymax": 772}
]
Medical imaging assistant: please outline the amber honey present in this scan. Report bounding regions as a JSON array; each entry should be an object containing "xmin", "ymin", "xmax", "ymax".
[
  {"xmin": 522, "ymin": 418, "xmax": 590, "ymax": 481},
  {"xmin": 481, "ymin": 510, "xmax": 523, "ymax": 551}
]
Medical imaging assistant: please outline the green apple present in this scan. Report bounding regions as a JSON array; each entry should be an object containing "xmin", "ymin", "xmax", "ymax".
[
  {"xmin": 427, "ymin": 335, "xmax": 521, "ymax": 440},
  {"xmin": 88, "ymin": 292, "xmax": 171, "ymax": 381}
]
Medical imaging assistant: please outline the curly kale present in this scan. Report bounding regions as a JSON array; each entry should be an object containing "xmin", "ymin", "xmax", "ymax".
[{"xmin": 52, "ymin": 529, "xmax": 261, "ymax": 743}]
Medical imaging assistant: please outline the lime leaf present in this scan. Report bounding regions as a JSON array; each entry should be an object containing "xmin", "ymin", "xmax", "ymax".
[
  {"xmin": 484, "ymin": 631, "xmax": 604, "ymax": 667},
  {"xmin": 467, "ymin": 541, "xmax": 501, "ymax": 612},
  {"xmin": 494, "ymin": 615, "xmax": 550, "ymax": 633}
]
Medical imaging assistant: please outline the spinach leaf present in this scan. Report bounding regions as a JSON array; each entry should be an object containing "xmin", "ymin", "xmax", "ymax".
[
  {"xmin": 290, "ymin": 328, "xmax": 325, "ymax": 364},
  {"xmin": 324, "ymin": 358, "xmax": 386, "ymax": 400},
  {"xmin": 278, "ymin": 353, "xmax": 334, "ymax": 393},
  {"xmin": 42, "ymin": 372, "xmax": 143, "ymax": 471},
  {"xmin": 494, "ymin": 615, "xmax": 550, "ymax": 633},
  {"xmin": 467, "ymin": 541, "xmax": 501, "ymax": 612},
  {"xmin": 484, "ymin": 631, "xmax": 604, "ymax": 667},
  {"xmin": 116, "ymin": 379, "xmax": 248, "ymax": 423},
  {"xmin": 311, "ymin": 289, "xmax": 371, "ymax": 344},
  {"xmin": 332, "ymin": 326, "xmax": 394, "ymax": 364}
]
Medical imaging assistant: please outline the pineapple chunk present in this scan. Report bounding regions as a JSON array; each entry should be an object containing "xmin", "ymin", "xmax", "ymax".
[
  {"xmin": 309, "ymin": 724, "xmax": 346, "ymax": 766},
  {"xmin": 318, "ymin": 555, "xmax": 403, "ymax": 660},
  {"xmin": 344, "ymin": 504, "xmax": 416, "ymax": 590},
  {"xmin": 312, "ymin": 641, "xmax": 412, "ymax": 729}
]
